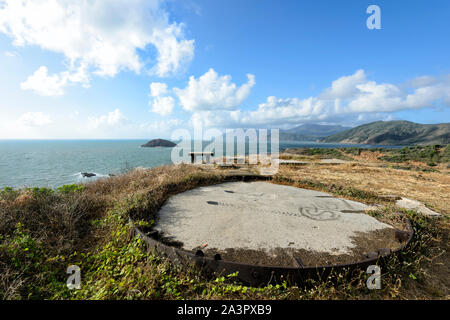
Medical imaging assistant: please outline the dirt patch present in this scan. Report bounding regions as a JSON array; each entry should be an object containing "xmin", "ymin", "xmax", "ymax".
[
  {"xmin": 354, "ymin": 150, "xmax": 385, "ymax": 163},
  {"xmin": 199, "ymin": 227, "xmax": 404, "ymax": 267}
]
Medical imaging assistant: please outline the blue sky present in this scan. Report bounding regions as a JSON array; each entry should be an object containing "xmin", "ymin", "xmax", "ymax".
[{"xmin": 0, "ymin": 0, "xmax": 449, "ymax": 139}]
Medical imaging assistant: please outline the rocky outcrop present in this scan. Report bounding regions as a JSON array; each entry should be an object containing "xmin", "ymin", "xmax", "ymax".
[
  {"xmin": 141, "ymin": 139, "xmax": 176, "ymax": 148},
  {"xmin": 81, "ymin": 172, "xmax": 96, "ymax": 178}
]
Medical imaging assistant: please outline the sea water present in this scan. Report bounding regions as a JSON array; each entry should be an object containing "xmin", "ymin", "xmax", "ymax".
[{"xmin": 0, "ymin": 140, "xmax": 400, "ymax": 189}]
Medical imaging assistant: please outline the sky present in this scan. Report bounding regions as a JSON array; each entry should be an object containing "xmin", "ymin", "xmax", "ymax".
[{"xmin": 0, "ymin": 0, "xmax": 449, "ymax": 139}]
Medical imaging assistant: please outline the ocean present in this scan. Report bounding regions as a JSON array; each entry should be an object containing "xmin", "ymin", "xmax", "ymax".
[{"xmin": 0, "ymin": 140, "xmax": 400, "ymax": 189}]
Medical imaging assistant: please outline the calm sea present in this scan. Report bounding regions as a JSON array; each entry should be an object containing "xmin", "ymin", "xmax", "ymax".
[{"xmin": 0, "ymin": 140, "xmax": 400, "ymax": 189}]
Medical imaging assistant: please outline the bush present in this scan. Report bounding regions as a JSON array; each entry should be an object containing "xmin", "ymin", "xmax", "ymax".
[
  {"xmin": 56, "ymin": 184, "xmax": 85, "ymax": 194},
  {"xmin": 380, "ymin": 144, "xmax": 450, "ymax": 164},
  {"xmin": 0, "ymin": 164, "xmax": 447, "ymax": 300},
  {"xmin": 0, "ymin": 185, "xmax": 106, "ymax": 299}
]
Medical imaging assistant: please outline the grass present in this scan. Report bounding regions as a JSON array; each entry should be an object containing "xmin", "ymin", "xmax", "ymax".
[
  {"xmin": 0, "ymin": 163, "xmax": 448, "ymax": 300},
  {"xmin": 379, "ymin": 145, "xmax": 450, "ymax": 164},
  {"xmin": 283, "ymin": 145, "xmax": 450, "ymax": 170},
  {"xmin": 282, "ymin": 148, "xmax": 353, "ymax": 161},
  {"xmin": 340, "ymin": 147, "xmax": 386, "ymax": 155},
  {"xmin": 272, "ymin": 175, "xmax": 387, "ymax": 205},
  {"xmin": 0, "ymin": 184, "xmax": 106, "ymax": 299},
  {"xmin": 278, "ymin": 150, "xmax": 450, "ymax": 215}
]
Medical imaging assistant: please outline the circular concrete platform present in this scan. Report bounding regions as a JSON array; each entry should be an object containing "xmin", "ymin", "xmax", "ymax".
[{"xmin": 155, "ymin": 181, "xmax": 402, "ymax": 266}]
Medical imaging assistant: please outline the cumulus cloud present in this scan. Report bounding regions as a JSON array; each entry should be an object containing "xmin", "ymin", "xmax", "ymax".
[
  {"xmin": 20, "ymin": 66, "xmax": 89, "ymax": 96},
  {"xmin": 189, "ymin": 110, "xmax": 241, "ymax": 128},
  {"xmin": 346, "ymin": 79, "xmax": 449, "ymax": 113},
  {"xmin": 0, "ymin": 0, "xmax": 194, "ymax": 95},
  {"xmin": 320, "ymin": 69, "xmax": 366, "ymax": 99},
  {"xmin": 151, "ymin": 24, "xmax": 194, "ymax": 77},
  {"xmin": 151, "ymin": 96, "xmax": 175, "ymax": 116},
  {"xmin": 149, "ymin": 82, "xmax": 175, "ymax": 115},
  {"xmin": 88, "ymin": 108, "xmax": 127, "ymax": 129},
  {"xmin": 148, "ymin": 68, "xmax": 256, "ymax": 117},
  {"xmin": 186, "ymin": 70, "xmax": 450, "ymax": 128},
  {"xmin": 174, "ymin": 68, "xmax": 255, "ymax": 111},
  {"xmin": 150, "ymin": 82, "xmax": 169, "ymax": 97},
  {"xmin": 17, "ymin": 112, "xmax": 52, "ymax": 126},
  {"xmin": 20, "ymin": 66, "xmax": 66, "ymax": 96}
]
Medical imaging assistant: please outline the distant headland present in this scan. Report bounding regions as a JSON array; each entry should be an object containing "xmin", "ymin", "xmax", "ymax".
[
  {"xmin": 141, "ymin": 138, "xmax": 176, "ymax": 148},
  {"xmin": 319, "ymin": 121, "xmax": 450, "ymax": 146}
]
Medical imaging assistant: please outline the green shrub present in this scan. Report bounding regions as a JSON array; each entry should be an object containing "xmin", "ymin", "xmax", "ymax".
[
  {"xmin": 380, "ymin": 144, "xmax": 450, "ymax": 163},
  {"xmin": 0, "ymin": 165, "xmax": 446, "ymax": 300},
  {"xmin": 0, "ymin": 187, "xmax": 18, "ymax": 201},
  {"xmin": 57, "ymin": 184, "xmax": 85, "ymax": 194}
]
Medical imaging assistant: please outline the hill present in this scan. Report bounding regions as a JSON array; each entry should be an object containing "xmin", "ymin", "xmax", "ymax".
[
  {"xmin": 141, "ymin": 139, "xmax": 176, "ymax": 147},
  {"xmin": 320, "ymin": 121, "xmax": 450, "ymax": 146},
  {"xmin": 280, "ymin": 124, "xmax": 350, "ymax": 141}
]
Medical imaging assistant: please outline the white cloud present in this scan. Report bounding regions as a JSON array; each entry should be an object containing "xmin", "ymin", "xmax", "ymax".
[
  {"xmin": 321, "ymin": 69, "xmax": 366, "ymax": 99},
  {"xmin": 250, "ymin": 96, "xmax": 328, "ymax": 123},
  {"xmin": 150, "ymin": 82, "xmax": 168, "ymax": 97},
  {"xmin": 139, "ymin": 118, "xmax": 183, "ymax": 132},
  {"xmin": 151, "ymin": 24, "xmax": 195, "ymax": 77},
  {"xmin": 356, "ymin": 112, "xmax": 394, "ymax": 123},
  {"xmin": 151, "ymin": 96, "xmax": 175, "ymax": 116},
  {"xmin": 4, "ymin": 50, "xmax": 17, "ymax": 57},
  {"xmin": 346, "ymin": 79, "xmax": 449, "ymax": 113},
  {"xmin": 149, "ymin": 82, "xmax": 175, "ymax": 115},
  {"xmin": 20, "ymin": 64, "xmax": 91, "ymax": 96},
  {"xmin": 88, "ymin": 108, "xmax": 126, "ymax": 129},
  {"xmin": 174, "ymin": 68, "xmax": 255, "ymax": 111},
  {"xmin": 17, "ymin": 112, "xmax": 52, "ymax": 126},
  {"xmin": 85, "ymin": 109, "xmax": 183, "ymax": 138},
  {"xmin": 0, "ymin": 0, "xmax": 194, "ymax": 95},
  {"xmin": 20, "ymin": 66, "xmax": 67, "ymax": 96},
  {"xmin": 406, "ymin": 75, "xmax": 438, "ymax": 88},
  {"xmin": 186, "ymin": 70, "xmax": 450, "ymax": 128},
  {"xmin": 0, "ymin": 108, "xmax": 186, "ymax": 139}
]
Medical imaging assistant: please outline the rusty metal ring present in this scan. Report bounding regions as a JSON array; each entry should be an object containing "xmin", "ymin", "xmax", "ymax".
[{"xmin": 129, "ymin": 175, "xmax": 415, "ymax": 287}]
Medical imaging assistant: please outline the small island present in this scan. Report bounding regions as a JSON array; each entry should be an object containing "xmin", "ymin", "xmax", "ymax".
[{"xmin": 141, "ymin": 138, "xmax": 176, "ymax": 148}]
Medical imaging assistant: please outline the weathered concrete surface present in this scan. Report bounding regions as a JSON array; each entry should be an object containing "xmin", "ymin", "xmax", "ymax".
[
  {"xmin": 275, "ymin": 159, "xmax": 309, "ymax": 165},
  {"xmin": 396, "ymin": 197, "xmax": 441, "ymax": 217},
  {"xmin": 320, "ymin": 158, "xmax": 350, "ymax": 164},
  {"xmin": 155, "ymin": 182, "xmax": 394, "ymax": 255}
]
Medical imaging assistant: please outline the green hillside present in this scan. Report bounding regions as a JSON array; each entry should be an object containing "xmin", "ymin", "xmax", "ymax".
[
  {"xmin": 320, "ymin": 121, "xmax": 450, "ymax": 146},
  {"xmin": 280, "ymin": 124, "xmax": 350, "ymax": 141}
]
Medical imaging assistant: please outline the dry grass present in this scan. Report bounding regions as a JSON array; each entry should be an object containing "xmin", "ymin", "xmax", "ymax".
[
  {"xmin": 1, "ymin": 158, "xmax": 448, "ymax": 300},
  {"xmin": 273, "ymin": 154, "xmax": 449, "ymax": 299},
  {"xmin": 0, "ymin": 185, "xmax": 107, "ymax": 299},
  {"xmin": 277, "ymin": 163, "xmax": 450, "ymax": 215},
  {"xmin": 0, "ymin": 164, "xmax": 230, "ymax": 299}
]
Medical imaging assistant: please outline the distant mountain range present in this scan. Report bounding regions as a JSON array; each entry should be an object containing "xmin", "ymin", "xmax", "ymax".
[
  {"xmin": 279, "ymin": 124, "xmax": 350, "ymax": 141},
  {"xmin": 320, "ymin": 121, "xmax": 450, "ymax": 146},
  {"xmin": 146, "ymin": 121, "xmax": 450, "ymax": 147}
]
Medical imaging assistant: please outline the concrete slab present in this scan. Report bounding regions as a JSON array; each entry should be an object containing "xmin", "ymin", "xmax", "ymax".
[
  {"xmin": 155, "ymin": 182, "xmax": 394, "ymax": 255},
  {"xmin": 275, "ymin": 159, "xmax": 309, "ymax": 165},
  {"xmin": 320, "ymin": 158, "xmax": 350, "ymax": 164},
  {"xmin": 396, "ymin": 197, "xmax": 441, "ymax": 217}
]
